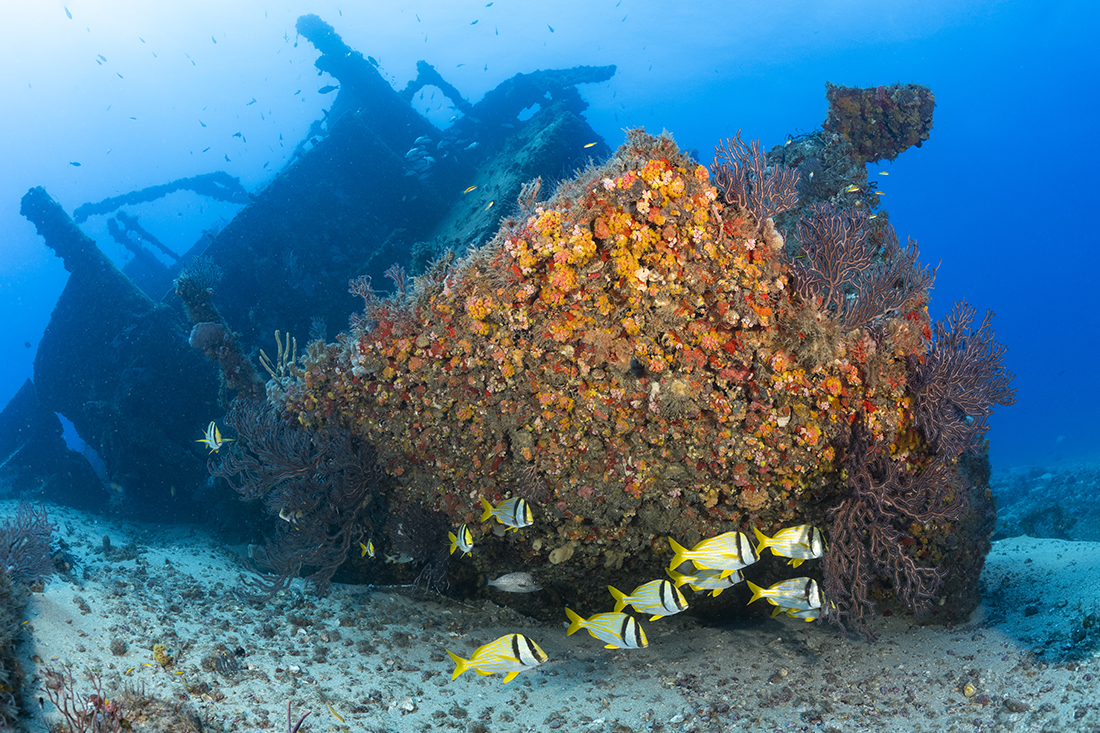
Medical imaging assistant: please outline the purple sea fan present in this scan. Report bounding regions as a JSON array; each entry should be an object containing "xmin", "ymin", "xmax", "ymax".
[
  {"xmin": 908, "ymin": 302, "xmax": 1016, "ymax": 458},
  {"xmin": 713, "ymin": 131, "xmax": 799, "ymax": 234},
  {"xmin": 0, "ymin": 501, "xmax": 56, "ymax": 585}
]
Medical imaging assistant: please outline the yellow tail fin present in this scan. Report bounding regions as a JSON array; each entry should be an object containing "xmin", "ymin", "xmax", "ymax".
[
  {"xmin": 608, "ymin": 586, "xmax": 627, "ymax": 613},
  {"xmin": 447, "ymin": 532, "xmax": 458, "ymax": 555},
  {"xmin": 667, "ymin": 537, "xmax": 689, "ymax": 571},
  {"xmin": 752, "ymin": 526, "xmax": 772, "ymax": 555},
  {"xmin": 665, "ymin": 568, "xmax": 689, "ymax": 587},
  {"xmin": 479, "ymin": 496, "xmax": 494, "ymax": 522},
  {"xmin": 447, "ymin": 650, "xmax": 469, "ymax": 680},
  {"xmin": 746, "ymin": 580, "xmax": 766, "ymax": 605},
  {"xmin": 564, "ymin": 607, "xmax": 584, "ymax": 636}
]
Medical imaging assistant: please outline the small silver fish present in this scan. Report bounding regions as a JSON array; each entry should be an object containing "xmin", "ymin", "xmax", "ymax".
[
  {"xmin": 414, "ymin": 135, "xmax": 432, "ymax": 145},
  {"xmin": 487, "ymin": 572, "xmax": 542, "ymax": 593}
]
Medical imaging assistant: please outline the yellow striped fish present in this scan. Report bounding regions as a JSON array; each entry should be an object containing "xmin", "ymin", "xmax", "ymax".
[
  {"xmin": 608, "ymin": 579, "xmax": 687, "ymax": 620},
  {"xmin": 746, "ymin": 578, "xmax": 824, "ymax": 611},
  {"xmin": 480, "ymin": 497, "xmax": 533, "ymax": 531},
  {"xmin": 667, "ymin": 531, "xmax": 759, "ymax": 577},
  {"xmin": 665, "ymin": 567, "xmax": 743, "ymax": 597},
  {"xmin": 359, "ymin": 539, "xmax": 375, "ymax": 558},
  {"xmin": 196, "ymin": 421, "xmax": 233, "ymax": 453},
  {"xmin": 752, "ymin": 525, "xmax": 826, "ymax": 568},
  {"xmin": 565, "ymin": 608, "xmax": 647, "ymax": 649},
  {"xmin": 447, "ymin": 634, "xmax": 547, "ymax": 683},
  {"xmin": 448, "ymin": 524, "xmax": 474, "ymax": 555}
]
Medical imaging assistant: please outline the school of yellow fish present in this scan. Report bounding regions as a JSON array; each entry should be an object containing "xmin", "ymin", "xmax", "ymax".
[
  {"xmin": 443, "ymin": 495, "xmax": 833, "ymax": 683},
  {"xmin": 199, "ymin": 421, "xmax": 832, "ymax": 684}
]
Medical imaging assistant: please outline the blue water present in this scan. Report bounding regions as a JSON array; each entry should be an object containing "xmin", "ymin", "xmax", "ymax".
[{"xmin": 1, "ymin": 0, "xmax": 1096, "ymax": 471}]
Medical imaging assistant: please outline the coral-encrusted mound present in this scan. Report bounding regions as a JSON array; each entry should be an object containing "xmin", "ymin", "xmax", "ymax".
[
  {"xmin": 823, "ymin": 82, "xmax": 936, "ymax": 164},
  {"xmin": 279, "ymin": 131, "xmax": 937, "ymax": 606}
]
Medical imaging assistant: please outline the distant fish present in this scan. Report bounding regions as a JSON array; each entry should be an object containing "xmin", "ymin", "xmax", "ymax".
[
  {"xmin": 69, "ymin": 161, "xmax": 81, "ymax": 167},
  {"xmin": 224, "ymin": 154, "xmax": 230, "ymax": 162},
  {"xmin": 95, "ymin": 59, "xmax": 102, "ymax": 65},
  {"xmin": 117, "ymin": 72, "xmax": 124, "ymax": 79},
  {"xmin": 464, "ymin": 141, "xmax": 479, "ymax": 150},
  {"xmin": 486, "ymin": 572, "xmax": 542, "ymax": 593},
  {"xmin": 317, "ymin": 85, "xmax": 338, "ymax": 94},
  {"xmin": 129, "ymin": 116, "xmax": 137, "ymax": 120},
  {"xmin": 199, "ymin": 120, "xmax": 206, "ymax": 127},
  {"xmin": 878, "ymin": 171, "xmax": 889, "ymax": 175},
  {"xmin": 415, "ymin": 13, "xmax": 421, "ymax": 21},
  {"xmin": 246, "ymin": 97, "xmax": 257, "ymax": 105},
  {"xmin": 232, "ymin": 131, "xmax": 242, "ymax": 138},
  {"xmin": 64, "ymin": 7, "xmax": 72, "ymax": 19},
  {"xmin": 484, "ymin": 201, "xmax": 494, "ymax": 211},
  {"xmin": 367, "ymin": 56, "xmax": 378, "ymax": 67},
  {"xmin": 844, "ymin": 184, "xmax": 861, "ymax": 193},
  {"xmin": 211, "ymin": 35, "xmax": 217, "ymax": 44},
  {"xmin": 486, "ymin": 1, "xmax": 493, "ymax": 5},
  {"xmin": 547, "ymin": 24, "xmax": 554, "ymax": 32},
  {"xmin": 583, "ymin": 142, "xmax": 598, "ymax": 148},
  {"xmin": 414, "ymin": 135, "xmax": 432, "ymax": 145},
  {"xmin": 202, "ymin": 147, "xmax": 210, "ymax": 152},
  {"xmin": 294, "ymin": 89, "xmax": 301, "ymax": 95},
  {"xmin": 98, "ymin": 54, "xmax": 107, "ymax": 62},
  {"xmin": 196, "ymin": 421, "xmax": 233, "ymax": 454},
  {"xmin": 139, "ymin": 37, "xmax": 145, "ymax": 43},
  {"xmin": 463, "ymin": 185, "xmax": 477, "ymax": 194},
  {"xmin": 470, "ymin": 19, "xmax": 478, "ymax": 25},
  {"xmin": 262, "ymin": 161, "xmax": 269, "ymax": 169}
]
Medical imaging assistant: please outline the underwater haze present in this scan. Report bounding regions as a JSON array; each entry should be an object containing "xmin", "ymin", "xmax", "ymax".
[{"xmin": 1, "ymin": 0, "xmax": 1097, "ymax": 472}]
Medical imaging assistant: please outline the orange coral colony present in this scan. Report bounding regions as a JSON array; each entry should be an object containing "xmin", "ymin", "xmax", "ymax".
[{"xmin": 280, "ymin": 130, "xmax": 931, "ymax": 569}]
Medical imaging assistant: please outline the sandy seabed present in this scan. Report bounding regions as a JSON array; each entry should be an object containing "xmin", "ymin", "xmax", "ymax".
[{"xmin": 9, "ymin": 500, "xmax": 1100, "ymax": 733}]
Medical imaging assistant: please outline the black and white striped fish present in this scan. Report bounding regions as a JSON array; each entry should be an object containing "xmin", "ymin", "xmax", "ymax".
[{"xmin": 480, "ymin": 497, "xmax": 533, "ymax": 531}]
